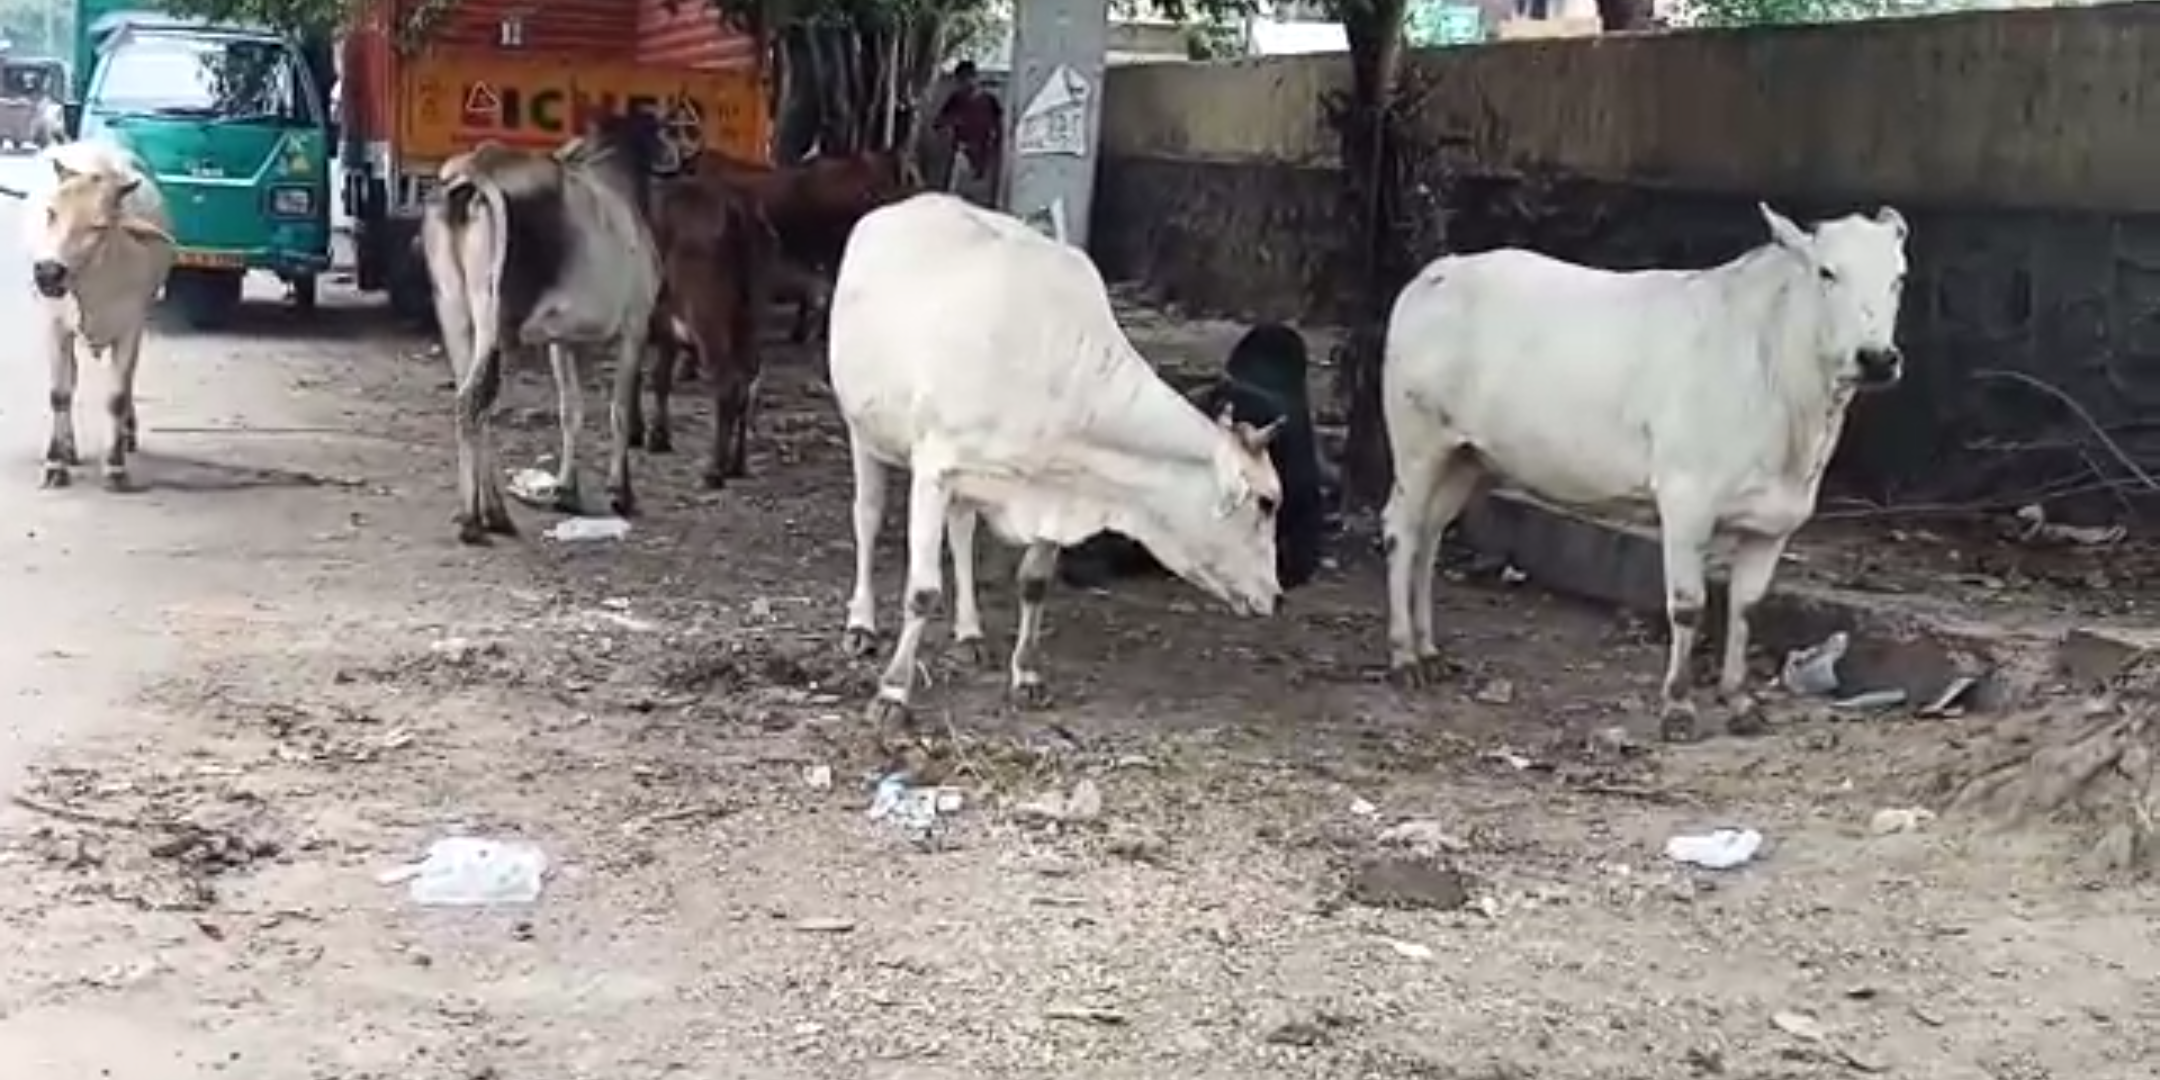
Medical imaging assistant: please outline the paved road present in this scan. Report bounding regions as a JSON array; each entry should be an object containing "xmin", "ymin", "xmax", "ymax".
[
  {"xmin": 0, "ymin": 149, "xmax": 382, "ymax": 790},
  {"xmin": 0, "ymin": 147, "xmax": 447, "ymax": 1075}
]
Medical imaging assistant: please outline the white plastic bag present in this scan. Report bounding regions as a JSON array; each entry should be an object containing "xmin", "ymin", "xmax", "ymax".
[
  {"xmin": 1663, "ymin": 828, "xmax": 1764, "ymax": 870},
  {"xmin": 385, "ymin": 837, "xmax": 550, "ymax": 906}
]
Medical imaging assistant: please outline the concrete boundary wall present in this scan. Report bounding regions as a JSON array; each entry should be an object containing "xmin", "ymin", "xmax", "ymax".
[{"xmin": 1100, "ymin": 4, "xmax": 2160, "ymax": 214}]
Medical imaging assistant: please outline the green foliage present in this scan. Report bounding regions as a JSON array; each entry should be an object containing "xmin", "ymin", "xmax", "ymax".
[
  {"xmin": 157, "ymin": 0, "xmax": 361, "ymax": 35},
  {"xmin": 0, "ymin": 0, "xmax": 71, "ymax": 55},
  {"xmin": 1686, "ymin": 0, "xmax": 1904, "ymax": 27}
]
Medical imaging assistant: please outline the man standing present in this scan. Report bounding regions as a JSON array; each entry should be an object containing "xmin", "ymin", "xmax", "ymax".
[{"xmin": 933, "ymin": 61, "xmax": 1003, "ymax": 205}]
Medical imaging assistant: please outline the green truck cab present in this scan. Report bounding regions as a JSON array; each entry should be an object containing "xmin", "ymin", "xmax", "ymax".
[{"xmin": 69, "ymin": 3, "xmax": 335, "ymax": 328}]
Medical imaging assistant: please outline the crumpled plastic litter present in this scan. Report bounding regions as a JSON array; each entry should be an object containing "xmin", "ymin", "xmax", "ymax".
[
  {"xmin": 381, "ymin": 837, "xmax": 550, "ymax": 906},
  {"xmin": 867, "ymin": 773, "xmax": 962, "ymax": 849},
  {"xmin": 1781, "ymin": 632, "xmax": 1848, "ymax": 697},
  {"xmin": 1663, "ymin": 827, "xmax": 1764, "ymax": 870},
  {"xmin": 544, "ymin": 516, "xmax": 631, "ymax": 542},
  {"xmin": 506, "ymin": 468, "xmax": 561, "ymax": 506}
]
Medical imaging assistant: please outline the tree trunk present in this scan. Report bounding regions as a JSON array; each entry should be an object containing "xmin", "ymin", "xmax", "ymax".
[
  {"xmin": 1594, "ymin": 0, "xmax": 1652, "ymax": 31},
  {"xmin": 1334, "ymin": 0, "xmax": 1410, "ymax": 510}
]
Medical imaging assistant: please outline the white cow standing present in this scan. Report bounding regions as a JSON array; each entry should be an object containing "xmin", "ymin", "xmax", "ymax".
[
  {"xmin": 1382, "ymin": 203, "xmax": 1909, "ymax": 741},
  {"xmin": 831, "ymin": 193, "xmax": 1285, "ymax": 724},
  {"xmin": 24, "ymin": 138, "xmax": 176, "ymax": 490}
]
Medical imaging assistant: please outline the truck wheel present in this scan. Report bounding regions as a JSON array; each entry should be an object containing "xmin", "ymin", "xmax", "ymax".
[
  {"xmin": 170, "ymin": 269, "xmax": 243, "ymax": 330},
  {"xmin": 288, "ymin": 274, "xmax": 318, "ymax": 313}
]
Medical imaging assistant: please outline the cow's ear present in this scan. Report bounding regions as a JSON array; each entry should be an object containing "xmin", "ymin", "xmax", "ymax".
[
  {"xmin": 1215, "ymin": 403, "xmax": 1236, "ymax": 430},
  {"xmin": 118, "ymin": 216, "xmax": 174, "ymax": 246},
  {"xmin": 116, "ymin": 177, "xmax": 141, "ymax": 199},
  {"xmin": 1876, "ymin": 205, "xmax": 1908, "ymax": 240},
  {"xmin": 50, "ymin": 158, "xmax": 74, "ymax": 183},
  {"xmin": 1238, "ymin": 418, "xmax": 1284, "ymax": 452},
  {"xmin": 1758, "ymin": 202, "xmax": 1810, "ymax": 252}
]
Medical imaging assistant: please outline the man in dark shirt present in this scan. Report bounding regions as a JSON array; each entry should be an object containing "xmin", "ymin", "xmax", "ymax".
[{"xmin": 934, "ymin": 61, "xmax": 1002, "ymax": 200}]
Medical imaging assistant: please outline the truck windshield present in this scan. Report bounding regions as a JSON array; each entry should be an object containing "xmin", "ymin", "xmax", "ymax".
[{"xmin": 94, "ymin": 32, "xmax": 318, "ymax": 124}]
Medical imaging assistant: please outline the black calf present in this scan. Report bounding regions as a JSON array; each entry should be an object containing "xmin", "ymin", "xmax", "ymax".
[{"xmin": 1060, "ymin": 322, "xmax": 1329, "ymax": 591}]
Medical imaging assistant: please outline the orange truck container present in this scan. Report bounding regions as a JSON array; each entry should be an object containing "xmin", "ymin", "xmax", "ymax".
[{"xmin": 340, "ymin": 0, "xmax": 768, "ymax": 317}]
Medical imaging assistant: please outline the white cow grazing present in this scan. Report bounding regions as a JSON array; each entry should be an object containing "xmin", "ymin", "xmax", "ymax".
[
  {"xmin": 24, "ymin": 137, "xmax": 175, "ymax": 490},
  {"xmin": 1383, "ymin": 203, "xmax": 1908, "ymax": 741},
  {"xmin": 831, "ymin": 192, "xmax": 1285, "ymax": 724},
  {"xmin": 419, "ymin": 119, "xmax": 663, "ymax": 543}
]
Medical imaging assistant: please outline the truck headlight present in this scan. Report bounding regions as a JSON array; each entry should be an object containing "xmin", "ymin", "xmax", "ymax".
[{"xmin": 270, "ymin": 187, "xmax": 313, "ymax": 216}]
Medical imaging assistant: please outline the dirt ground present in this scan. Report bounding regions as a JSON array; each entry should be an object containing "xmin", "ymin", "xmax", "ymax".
[{"xmin": 1, "ymin": 284, "xmax": 2156, "ymax": 1080}]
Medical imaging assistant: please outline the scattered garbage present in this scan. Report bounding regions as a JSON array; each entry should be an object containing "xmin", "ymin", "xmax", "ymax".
[
  {"xmin": 867, "ymin": 772, "xmax": 964, "ymax": 849},
  {"xmin": 381, "ymin": 837, "xmax": 549, "ymax": 906},
  {"xmin": 1481, "ymin": 749, "xmax": 1537, "ymax": 772},
  {"xmin": 1015, "ymin": 778, "xmax": 1105, "ymax": 825},
  {"xmin": 1869, "ymin": 807, "xmax": 1936, "ymax": 836},
  {"xmin": 1042, "ymin": 1003, "xmax": 1128, "ymax": 1026},
  {"xmin": 1499, "ymin": 565, "xmax": 1529, "ymax": 585},
  {"xmin": 1664, "ymin": 827, "xmax": 1764, "ymax": 870},
  {"xmin": 1832, "ymin": 687, "xmax": 1908, "ymax": 714},
  {"xmin": 427, "ymin": 636, "xmax": 497, "ymax": 664},
  {"xmin": 1382, "ymin": 937, "xmax": 1434, "ymax": 960},
  {"xmin": 1377, "ymin": 819, "xmax": 1469, "ymax": 854},
  {"xmin": 1771, "ymin": 1010, "xmax": 1828, "ymax": 1042},
  {"xmin": 802, "ymin": 764, "xmax": 834, "ymax": 791},
  {"xmin": 1782, "ymin": 632, "xmax": 1849, "ymax": 697},
  {"xmin": 2014, "ymin": 503, "xmax": 2126, "ymax": 548},
  {"xmin": 544, "ymin": 516, "xmax": 631, "ymax": 543},
  {"xmin": 1472, "ymin": 678, "xmax": 1516, "ymax": 705},
  {"xmin": 1916, "ymin": 676, "xmax": 1981, "ymax": 719},
  {"xmin": 1348, "ymin": 797, "xmax": 1378, "ymax": 818},
  {"xmin": 506, "ymin": 468, "xmax": 562, "ymax": 506}
]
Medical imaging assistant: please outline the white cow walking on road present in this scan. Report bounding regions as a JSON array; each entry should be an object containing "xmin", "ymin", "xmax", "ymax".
[
  {"xmin": 24, "ymin": 138, "xmax": 175, "ymax": 491},
  {"xmin": 1382, "ymin": 202, "xmax": 1909, "ymax": 741},
  {"xmin": 830, "ymin": 193, "xmax": 1286, "ymax": 725}
]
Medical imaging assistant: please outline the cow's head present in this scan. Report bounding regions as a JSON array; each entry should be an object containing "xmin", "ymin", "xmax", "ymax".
[
  {"xmin": 31, "ymin": 160, "xmax": 171, "ymax": 299},
  {"xmin": 1760, "ymin": 202, "xmax": 1909, "ymax": 390},
  {"xmin": 1149, "ymin": 407, "xmax": 1286, "ymax": 618}
]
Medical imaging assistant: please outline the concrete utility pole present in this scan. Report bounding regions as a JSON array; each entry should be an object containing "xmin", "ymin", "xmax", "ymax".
[{"xmin": 1002, "ymin": 0, "xmax": 1110, "ymax": 248}]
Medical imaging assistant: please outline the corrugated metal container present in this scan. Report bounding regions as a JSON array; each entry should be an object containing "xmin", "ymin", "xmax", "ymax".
[
  {"xmin": 419, "ymin": 0, "xmax": 638, "ymax": 57},
  {"xmin": 636, "ymin": 0, "xmax": 761, "ymax": 68}
]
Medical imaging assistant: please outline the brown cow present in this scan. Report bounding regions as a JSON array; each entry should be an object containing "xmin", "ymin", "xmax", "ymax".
[
  {"xmin": 692, "ymin": 149, "xmax": 914, "ymax": 345},
  {"xmin": 635, "ymin": 176, "xmax": 775, "ymax": 489}
]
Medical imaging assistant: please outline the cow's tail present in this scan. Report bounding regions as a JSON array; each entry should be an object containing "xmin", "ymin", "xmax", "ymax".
[
  {"xmin": 437, "ymin": 176, "xmax": 507, "ymax": 411},
  {"xmin": 440, "ymin": 163, "xmax": 569, "ymax": 405}
]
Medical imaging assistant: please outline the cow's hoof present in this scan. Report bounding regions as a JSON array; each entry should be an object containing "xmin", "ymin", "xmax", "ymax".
[
  {"xmin": 453, "ymin": 514, "xmax": 492, "ymax": 546},
  {"xmin": 39, "ymin": 464, "xmax": 69, "ymax": 488},
  {"xmin": 482, "ymin": 508, "xmax": 518, "ymax": 537},
  {"xmin": 643, "ymin": 428, "xmax": 672, "ymax": 454},
  {"xmin": 1010, "ymin": 679, "xmax": 1052, "ymax": 710},
  {"xmin": 953, "ymin": 637, "xmax": 989, "ymax": 667},
  {"xmin": 1386, "ymin": 662, "xmax": 1427, "ymax": 690},
  {"xmin": 865, "ymin": 695, "xmax": 911, "ymax": 729},
  {"xmin": 1725, "ymin": 695, "xmax": 1769, "ymax": 737},
  {"xmin": 100, "ymin": 469, "xmax": 133, "ymax": 493},
  {"xmin": 700, "ymin": 469, "xmax": 727, "ymax": 491},
  {"xmin": 1659, "ymin": 702, "xmax": 1700, "ymax": 743},
  {"xmin": 608, "ymin": 489, "xmax": 637, "ymax": 519},
  {"xmin": 841, "ymin": 626, "xmax": 878, "ymax": 658}
]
